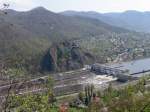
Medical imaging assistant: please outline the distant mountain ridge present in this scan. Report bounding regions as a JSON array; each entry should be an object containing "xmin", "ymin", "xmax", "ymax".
[
  {"xmin": 61, "ymin": 10, "xmax": 150, "ymax": 33},
  {"xmin": 2, "ymin": 7, "xmax": 130, "ymax": 41}
]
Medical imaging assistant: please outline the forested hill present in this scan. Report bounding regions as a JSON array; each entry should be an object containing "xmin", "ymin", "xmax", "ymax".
[
  {"xmin": 62, "ymin": 10, "xmax": 150, "ymax": 33},
  {"xmin": 2, "ymin": 7, "xmax": 130, "ymax": 41},
  {"xmin": 0, "ymin": 7, "xmax": 144, "ymax": 75}
]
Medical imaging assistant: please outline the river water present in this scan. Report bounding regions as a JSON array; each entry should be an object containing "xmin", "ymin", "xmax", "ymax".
[{"xmin": 109, "ymin": 58, "xmax": 150, "ymax": 77}]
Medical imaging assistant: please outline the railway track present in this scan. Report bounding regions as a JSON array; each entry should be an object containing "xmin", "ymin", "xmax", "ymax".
[{"xmin": 0, "ymin": 69, "xmax": 91, "ymax": 96}]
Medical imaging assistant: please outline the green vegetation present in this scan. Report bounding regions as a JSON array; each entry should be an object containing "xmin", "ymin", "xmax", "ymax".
[
  {"xmin": 1, "ymin": 77, "xmax": 149, "ymax": 112},
  {"xmin": 0, "ymin": 36, "xmax": 51, "ymax": 77},
  {"xmin": 1, "ymin": 8, "xmax": 150, "ymax": 77},
  {"xmin": 79, "ymin": 34, "xmax": 150, "ymax": 63},
  {"xmin": 1, "ymin": 7, "xmax": 150, "ymax": 112}
]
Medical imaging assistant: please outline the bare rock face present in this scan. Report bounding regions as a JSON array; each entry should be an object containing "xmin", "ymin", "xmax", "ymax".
[{"xmin": 41, "ymin": 41, "xmax": 95, "ymax": 72}]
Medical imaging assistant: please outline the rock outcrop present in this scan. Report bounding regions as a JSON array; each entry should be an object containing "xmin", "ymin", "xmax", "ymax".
[{"xmin": 41, "ymin": 41, "xmax": 95, "ymax": 72}]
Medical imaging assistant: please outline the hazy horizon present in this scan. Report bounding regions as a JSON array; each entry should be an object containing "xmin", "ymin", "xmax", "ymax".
[
  {"xmin": 5, "ymin": 6, "xmax": 150, "ymax": 14},
  {"xmin": 2, "ymin": 0, "xmax": 150, "ymax": 13}
]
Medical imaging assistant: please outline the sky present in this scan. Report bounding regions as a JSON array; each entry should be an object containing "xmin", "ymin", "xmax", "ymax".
[{"xmin": 1, "ymin": 0, "xmax": 150, "ymax": 13}]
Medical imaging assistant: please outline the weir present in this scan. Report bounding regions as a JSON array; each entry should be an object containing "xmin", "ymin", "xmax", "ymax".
[
  {"xmin": 91, "ymin": 63, "xmax": 126, "ymax": 76},
  {"xmin": 91, "ymin": 63, "xmax": 131, "ymax": 82}
]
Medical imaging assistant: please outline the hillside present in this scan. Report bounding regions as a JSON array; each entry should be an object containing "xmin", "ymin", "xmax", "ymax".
[
  {"xmin": 3, "ymin": 7, "xmax": 130, "ymax": 41},
  {"xmin": 62, "ymin": 10, "xmax": 150, "ymax": 33},
  {"xmin": 1, "ymin": 7, "xmax": 148, "ymax": 75},
  {"xmin": 0, "ymin": 18, "xmax": 51, "ymax": 74},
  {"xmin": 0, "ymin": 7, "xmax": 134, "ymax": 74}
]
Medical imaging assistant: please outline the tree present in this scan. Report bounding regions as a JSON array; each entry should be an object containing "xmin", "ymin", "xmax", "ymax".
[
  {"xmin": 0, "ymin": 1, "xmax": 9, "ymax": 14},
  {"xmin": 1, "ymin": 68, "xmax": 28, "ymax": 111},
  {"xmin": 85, "ymin": 84, "xmax": 95, "ymax": 106},
  {"xmin": 78, "ymin": 92, "xmax": 84, "ymax": 103}
]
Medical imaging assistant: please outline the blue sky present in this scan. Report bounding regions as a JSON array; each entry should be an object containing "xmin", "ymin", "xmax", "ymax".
[{"xmin": 1, "ymin": 0, "xmax": 150, "ymax": 12}]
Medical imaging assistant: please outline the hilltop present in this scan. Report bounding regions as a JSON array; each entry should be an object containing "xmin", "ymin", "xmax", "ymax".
[
  {"xmin": 2, "ymin": 7, "xmax": 130, "ymax": 41},
  {"xmin": 62, "ymin": 10, "xmax": 150, "ymax": 33}
]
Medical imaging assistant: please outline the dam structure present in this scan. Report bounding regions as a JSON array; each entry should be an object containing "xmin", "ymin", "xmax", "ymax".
[
  {"xmin": 91, "ymin": 63, "xmax": 130, "ymax": 82},
  {"xmin": 91, "ymin": 58, "xmax": 150, "ymax": 82}
]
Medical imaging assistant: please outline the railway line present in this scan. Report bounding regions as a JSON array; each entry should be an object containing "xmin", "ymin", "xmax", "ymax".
[
  {"xmin": 0, "ymin": 66, "xmax": 149, "ymax": 102},
  {"xmin": 0, "ymin": 69, "xmax": 91, "ymax": 96}
]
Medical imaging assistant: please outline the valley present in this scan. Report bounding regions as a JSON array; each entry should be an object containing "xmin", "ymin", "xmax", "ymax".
[{"xmin": 0, "ymin": 6, "xmax": 150, "ymax": 112}]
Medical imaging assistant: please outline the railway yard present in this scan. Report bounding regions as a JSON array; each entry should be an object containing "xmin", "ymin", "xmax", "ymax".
[
  {"xmin": 0, "ymin": 60, "xmax": 150, "ymax": 103},
  {"xmin": 0, "ymin": 68, "xmax": 117, "ymax": 98}
]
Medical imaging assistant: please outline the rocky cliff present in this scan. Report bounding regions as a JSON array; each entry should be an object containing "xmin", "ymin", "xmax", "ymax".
[{"xmin": 41, "ymin": 41, "xmax": 95, "ymax": 72}]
